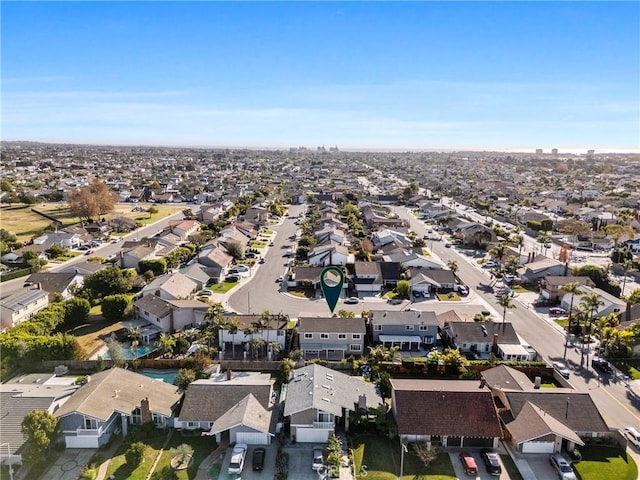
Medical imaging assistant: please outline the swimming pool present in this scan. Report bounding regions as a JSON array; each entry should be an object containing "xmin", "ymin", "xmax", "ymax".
[
  {"xmin": 139, "ymin": 369, "xmax": 178, "ymax": 384},
  {"xmin": 101, "ymin": 345, "xmax": 158, "ymax": 360}
]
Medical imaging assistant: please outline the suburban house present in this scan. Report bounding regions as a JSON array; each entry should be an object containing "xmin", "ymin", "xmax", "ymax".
[
  {"xmin": 0, "ymin": 372, "xmax": 79, "ymax": 465},
  {"xmin": 179, "ymin": 263, "xmax": 213, "ymax": 289},
  {"xmin": 371, "ymin": 228, "xmax": 411, "ymax": 248},
  {"xmin": 167, "ymin": 219, "xmax": 201, "ymax": 241},
  {"xmin": 244, "ymin": 206, "xmax": 269, "ymax": 225},
  {"xmin": 369, "ymin": 310, "xmax": 438, "ymax": 350},
  {"xmin": 31, "ymin": 231, "xmax": 83, "ymax": 250},
  {"xmin": 559, "ymin": 285, "xmax": 626, "ymax": 318},
  {"xmin": 351, "ymin": 261, "xmax": 384, "ymax": 293},
  {"xmin": 141, "ymin": 272, "xmax": 199, "ymax": 301},
  {"xmin": 0, "ymin": 287, "xmax": 50, "ymax": 331},
  {"xmin": 118, "ymin": 241, "xmax": 161, "ymax": 270},
  {"xmin": 197, "ymin": 244, "xmax": 234, "ymax": 270},
  {"xmin": 384, "ymin": 249, "xmax": 445, "ymax": 270},
  {"xmin": 520, "ymin": 256, "xmax": 567, "ymax": 285},
  {"xmin": 297, "ymin": 316, "xmax": 366, "ymax": 360},
  {"xmin": 284, "ymin": 364, "xmax": 383, "ymax": 443},
  {"xmin": 441, "ymin": 322, "xmax": 537, "ymax": 361},
  {"xmin": 218, "ymin": 314, "xmax": 288, "ymax": 358},
  {"xmin": 59, "ymin": 259, "xmax": 108, "ymax": 277},
  {"xmin": 539, "ymin": 276, "xmax": 596, "ymax": 302},
  {"xmin": 178, "ymin": 370, "xmax": 275, "ymax": 444},
  {"xmin": 24, "ymin": 272, "xmax": 83, "ymax": 300},
  {"xmin": 391, "ymin": 379, "xmax": 503, "ymax": 447},
  {"xmin": 291, "ymin": 266, "xmax": 325, "ymax": 292},
  {"xmin": 56, "ymin": 368, "xmax": 182, "ymax": 448},
  {"xmin": 307, "ymin": 244, "xmax": 351, "ymax": 267},
  {"xmin": 407, "ymin": 268, "xmax": 457, "ymax": 294},
  {"xmin": 134, "ymin": 295, "xmax": 209, "ymax": 333},
  {"xmin": 314, "ymin": 227, "xmax": 346, "ymax": 245}
]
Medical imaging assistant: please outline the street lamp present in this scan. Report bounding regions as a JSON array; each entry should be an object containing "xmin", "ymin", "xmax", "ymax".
[{"xmin": 399, "ymin": 440, "xmax": 408, "ymax": 479}]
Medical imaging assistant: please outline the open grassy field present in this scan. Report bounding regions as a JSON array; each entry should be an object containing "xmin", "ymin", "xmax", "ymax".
[{"xmin": 1, "ymin": 202, "xmax": 176, "ymax": 242}]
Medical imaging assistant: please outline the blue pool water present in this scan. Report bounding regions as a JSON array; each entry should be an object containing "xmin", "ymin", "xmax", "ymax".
[
  {"xmin": 139, "ymin": 369, "xmax": 178, "ymax": 384},
  {"xmin": 102, "ymin": 345, "xmax": 158, "ymax": 360}
]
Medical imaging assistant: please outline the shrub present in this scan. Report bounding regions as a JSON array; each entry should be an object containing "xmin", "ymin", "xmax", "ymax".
[{"xmin": 125, "ymin": 441, "xmax": 146, "ymax": 466}]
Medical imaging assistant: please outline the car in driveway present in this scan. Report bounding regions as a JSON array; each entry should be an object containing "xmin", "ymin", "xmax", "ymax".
[
  {"xmin": 549, "ymin": 307, "xmax": 567, "ymax": 315},
  {"xmin": 228, "ymin": 444, "xmax": 247, "ymax": 474},
  {"xmin": 549, "ymin": 452, "xmax": 577, "ymax": 480},
  {"xmin": 196, "ymin": 289, "xmax": 212, "ymax": 297},
  {"xmin": 553, "ymin": 361, "xmax": 571, "ymax": 379},
  {"xmin": 459, "ymin": 451, "xmax": 478, "ymax": 475},
  {"xmin": 252, "ymin": 447, "xmax": 266, "ymax": 471},
  {"xmin": 344, "ymin": 296, "xmax": 359, "ymax": 304},
  {"xmin": 312, "ymin": 448, "xmax": 324, "ymax": 471},
  {"xmin": 480, "ymin": 449, "xmax": 501, "ymax": 476}
]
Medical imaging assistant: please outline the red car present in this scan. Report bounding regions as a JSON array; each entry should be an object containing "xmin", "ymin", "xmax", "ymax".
[
  {"xmin": 459, "ymin": 452, "xmax": 478, "ymax": 475},
  {"xmin": 549, "ymin": 307, "xmax": 567, "ymax": 315}
]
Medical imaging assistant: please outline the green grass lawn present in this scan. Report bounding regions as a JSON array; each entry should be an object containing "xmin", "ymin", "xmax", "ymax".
[
  {"xmin": 511, "ymin": 285, "xmax": 528, "ymax": 293},
  {"xmin": 554, "ymin": 318, "xmax": 569, "ymax": 328},
  {"xmin": 436, "ymin": 292, "xmax": 461, "ymax": 301},
  {"xmin": 250, "ymin": 241, "xmax": 267, "ymax": 249},
  {"xmin": 351, "ymin": 434, "xmax": 456, "ymax": 480},
  {"xmin": 106, "ymin": 434, "xmax": 167, "ymax": 480},
  {"xmin": 575, "ymin": 445, "xmax": 637, "ymax": 480},
  {"xmin": 262, "ymin": 229, "xmax": 274, "ymax": 235},
  {"xmin": 150, "ymin": 434, "xmax": 217, "ymax": 480},
  {"xmin": 209, "ymin": 281, "xmax": 238, "ymax": 293}
]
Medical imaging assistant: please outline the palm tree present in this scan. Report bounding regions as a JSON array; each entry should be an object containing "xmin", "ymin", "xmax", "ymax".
[
  {"xmin": 155, "ymin": 333, "xmax": 176, "ymax": 357},
  {"xmin": 489, "ymin": 243, "xmax": 506, "ymax": 263},
  {"xmin": 580, "ymin": 292, "xmax": 604, "ymax": 367},
  {"xmin": 447, "ymin": 260, "xmax": 459, "ymax": 277},
  {"xmin": 127, "ymin": 326, "xmax": 141, "ymax": 343},
  {"xmin": 561, "ymin": 282, "xmax": 584, "ymax": 359},
  {"xmin": 511, "ymin": 234, "xmax": 525, "ymax": 260},
  {"xmin": 227, "ymin": 317, "xmax": 240, "ymax": 359},
  {"xmin": 250, "ymin": 337, "xmax": 265, "ymax": 360},
  {"xmin": 498, "ymin": 294, "xmax": 515, "ymax": 323}
]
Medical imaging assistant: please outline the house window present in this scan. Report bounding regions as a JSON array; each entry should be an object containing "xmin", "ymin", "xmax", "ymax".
[
  {"xmin": 419, "ymin": 325, "xmax": 428, "ymax": 331},
  {"xmin": 405, "ymin": 325, "xmax": 414, "ymax": 331},
  {"xmin": 277, "ymin": 330, "xmax": 284, "ymax": 336},
  {"xmin": 152, "ymin": 413, "xmax": 164, "ymax": 426},
  {"xmin": 187, "ymin": 421, "xmax": 199, "ymax": 429},
  {"xmin": 304, "ymin": 333, "xmax": 313, "ymax": 339},
  {"xmin": 132, "ymin": 407, "xmax": 142, "ymax": 425},
  {"xmin": 373, "ymin": 325, "xmax": 382, "ymax": 331},
  {"xmin": 338, "ymin": 334, "xmax": 346, "ymax": 339},
  {"xmin": 350, "ymin": 344, "xmax": 362, "ymax": 352},
  {"xmin": 352, "ymin": 334, "xmax": 361, "ymax": 339},
  {"xmin": 318, "ymin": 412, "xmax": 331, "ymax": 423},
  {"xmin": 84, "ymin": 418, "xmax": 98, "ymax": 430},
  {"xmin": 321, "ymin": 333, "xmax": 329, "ymax": 339}
]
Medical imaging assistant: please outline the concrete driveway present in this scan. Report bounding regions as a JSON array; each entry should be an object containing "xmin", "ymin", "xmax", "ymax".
[
  {"xmin": 216, "ymin": 444, "xmax": 278, "ymax": 480},
  {"xmin": 283, "ymin": 443, "xmax": 327, "ymax": 480},
  {"xmin": 38, "ymin": 449, "xmax": 97, "ymax": 480}
]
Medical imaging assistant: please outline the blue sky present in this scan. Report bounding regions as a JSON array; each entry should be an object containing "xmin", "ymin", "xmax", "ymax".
[{"xmin": 2, "ymin": 1, "xmax": 639, "ymax": 152}]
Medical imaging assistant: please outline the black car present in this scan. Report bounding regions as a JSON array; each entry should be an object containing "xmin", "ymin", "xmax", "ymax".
[
  {"xmin": 592, "ymin": 358, "xmax": 613, "ymax": 373},
  {"xmin": 480, "ymin": 449, "xmax": 502, "ymax": 476},
  {"xmin": 252, "ymin": 447, "xmax": 266, "ymax": 471}
]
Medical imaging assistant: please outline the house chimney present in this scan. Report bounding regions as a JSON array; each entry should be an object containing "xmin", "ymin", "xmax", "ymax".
[
  {"xmin": 141, "ymin": 397, "xmax": 152, "ymax": 423},
  {"xmin": 227, "ymin": 368, "xmax": 232, "ymax": 381},
  {"xmin": 492, "ymin": 333, "xmax": 499, "ymax": 354},
  {"xmin": 169, "ymin": 306, "xmax": 174, "ymax": 332}
]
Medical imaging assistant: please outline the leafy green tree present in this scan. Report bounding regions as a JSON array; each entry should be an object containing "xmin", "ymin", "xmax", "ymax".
[
  {"xmin": 21, "ymin": 410, "xmax": 59, "ymax": 466},
  {"xmin": 82, "ymin": 266, "xmax": 134, "ymax": 299},
  {"xmin": 101, "ymin": 294, "xmax": 131, "ymax": 321},
  {"xmin": 223, "ymin": 241, "xmax": 243, "ymax": 260},
  {"xmin": 572, "ymin": 264, "xmax": 621, "ymax": 297},
  {"xmin": 626, "ymin": 288, "xmax": 640, "ymax": 305},
  {"xmin": 164, "ymin": 247, "xmax": 192, "ymax": 268},
  {"xmin": 45, "ymin": 244, "xmax": 67, "ymax": 259},
  {"xmin": 396, "ymin": 280, "xmax": 411, "ymax": 298},
  {"xmin": 338, "ymin": 309, "xmax": 355, "ymax": 318},
  {"xmin": 561, "ymin": 282, "xmax": 584, "ymax": 358},
  {"xmin": 498, "ymin": 294, "xmax": 515, "ymax": 323},
  {"xmin": 62, "ymin": 297, "xmax": 91, "ymax": 328},
  {"xmin": 173, "ymin": 368, "xmax": 196, "ymax": 390},
  {"xmin": 156, "ymin": 332, "xmax": 176, "ymax": 357},
  {"xmin": 326, "ymin": 434, "xmax": 344, "ymax": 472},
  {"xmin": 138, "ymin": 258, "xmax": 167, "ymax": 276}
]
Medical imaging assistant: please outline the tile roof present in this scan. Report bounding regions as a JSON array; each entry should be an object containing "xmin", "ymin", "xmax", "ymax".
[{"xmin": 391, "ymin": 379, "xmax": 502, "ymax": 438}]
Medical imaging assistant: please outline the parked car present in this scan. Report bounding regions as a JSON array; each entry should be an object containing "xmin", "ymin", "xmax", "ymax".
[
  {"xmin": 85, "ymin": 249, "xmax": 95, "ymax": 255},
  {"xmin": 623, "ymin": 426, "xmax": 640, "ymax": 449},
  {"xmin": 553, "ymin": 361, "xmax": 571, "ymax": 379},
  {"xmin": 445, "ymin": 243, "xmax": 452, "ymax": 248},
  {"xmin": 549, "ymin": 307, "xmax": 567, "ymax": 315},
  {"xmin": 312, "ymin": 448, "xmax": 324, "ymax": 471},
  {"xmin": 228, "ymin": 444, "xmax": 247, "ymax": 474},
  {"xmin": 549, "ymin": 453, "xmax": 577, "ymax": 480},
  {"xmin": 225, "ymin": 275, "xmax": 240, "ymax": 282},
  {"xmin": 480, "ymin": 449, "xmax": 502, "ymax": 476},
  {"xmin": 459, "ymin": 451, "xmax": 478, "ymax": 475},
  {"xmin": 245, "ymin": 252, "xmax": 257, "ymax": 259},
  {"xmin": 458, "ymin": 286, "xmax": 469, "ymax": 296},
  {"xmin": 196, "ymin": 290, "xmax": 212, "ymax": 297},
  {"xmin": 344, "ymin": 296, "xmax": 360, "ymax": 304},
  {"xmin": 276, "ymin": 275, "xmax": 284, "ymax": 283},
  {"xmin": 592, "ymin": 357, "xmax": 613, "ymax": 373},
  {"xmin": 234, "ymin": 265, "xmax": 250, "ymax": 272},
  {"xmin": 252, "ymin": 447, "xmax": 266, "ymax": 471},
  {"xmin": 483, "ymin": 260, "xmax": 498, "ymax": 268}
]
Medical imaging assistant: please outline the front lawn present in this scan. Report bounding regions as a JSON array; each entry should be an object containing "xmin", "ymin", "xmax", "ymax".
[
  {"xmin": 351, "ymin": 434, "xmax": 456, "ymax": 480},
  {"xmin": 106, "ymin": 433, "xmax": 167, "ymax": 480},
  {"xmin": 575, "ymin": 445, "xmax": 637, "ymax": 480},
  {"xmin": 150, "ymin": 434, "xmax": 217, "ymax": 480},
  {"xmin": 209, "ymin": 281, "xmax": 238, "ymax": 293},
  {"xmin": 250, "ymin": 241, "xmax": 267, "ymax": 249},
  {"xmin": 436, "ymin": 292, "xmax": 460, "ymax": 301}
]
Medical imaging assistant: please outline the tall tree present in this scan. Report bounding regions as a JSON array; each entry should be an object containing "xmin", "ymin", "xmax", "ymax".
[
  {"xmin": 68, "ymin": 178, "xmax": 118, "ymax": 221},
  {"xmin": 227, "ymin": 317, "xmax": 240, "ymax": 359},
  {"xmin": 561, "ymin": 282, "xmax": 584, "ymax": 359},
  {"xmin": 498, "ymin": 294, "xmax": 515, "ymax": 323},
  {"xmin": 21, "ymin": 410, "xmax": 59, "ymax": 466},
  {"xmin": 580, "ymin": 292, "xmax": 604, "ymax": 367}
]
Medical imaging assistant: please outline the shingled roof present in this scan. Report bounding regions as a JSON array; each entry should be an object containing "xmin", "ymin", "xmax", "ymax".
[{"xmin": 391, "ymin": 379, "xmax": 502, "ymax": 438}]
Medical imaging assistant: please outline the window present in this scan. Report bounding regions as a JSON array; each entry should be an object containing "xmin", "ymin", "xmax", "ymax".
[
  {"xmin": 350, "ymin": 344, "xmax": 362, "ymax": 351},
  {"xmin": 405, "ymin": 325, "xmax": 414, "ymax": 331},
  {"xmin": 419, "ymin": 325, "xmax": 428, "ymax": 331},
  {"xmin": 318, "ymin": 412, "xmax": 331, "ymax": 423},
  {"xmin": 152, "ymin": 413, "xmax": 164, "ymax": 426},
  {"xmin": 304, "ymin": 333, "xmax": 313, "ymax": 339},
  {"xmin": 373, "ymin": 324, "xmax": 382, "ymax": 331},
  {"xmin": 84, "ymin": 418, "xmax": 98, "ymax": 430},
  {"xmin": 277, "ymin": 330, "xmax": 284, "ymax": 336},
  {"xmin": 320, "ymin": 333, "xmax": 329, "ymax": 339},
  {"xmin": 352, "ymin": 334, "xmax": 361, "ymax": 339},
  {"xmin": 338, "ymin": 334, "xmax": 346, "ymax": 339}
]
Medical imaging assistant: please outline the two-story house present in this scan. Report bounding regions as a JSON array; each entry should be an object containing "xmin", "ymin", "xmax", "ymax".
[
  {"xmin": 297, "ymin": 317, "xmax": 366, "ymax": 360},
  {"xmin": 369, "ymin": 310, "xmax": 438, "ymax": 351},
  {"xmin": 539, "ymin": 276, "xmax": 595, "ymax": 302},
  {"xmin": 133, "ymin": 295, "xmax": 209, "ymax": 333},
  {"xmin": 0, "ymin": 287, "xmax": 49, "ymax": 331},
  {"xmin": 284, "ymin": 364, "xmax": 383, "ymax": 443}
]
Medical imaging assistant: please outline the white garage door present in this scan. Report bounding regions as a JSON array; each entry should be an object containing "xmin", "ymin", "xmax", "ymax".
[
  {"xmin": 65, "ymin": 435, "xmax": 99, "ymax": 449},
  {"xmin": 235, "ymin": 431, "xmax": 270, "ymax": 445},
  {"xmin": 296, "ymin": 428, "xmax": 331, "ymax": 443},
  {"xmin": 522, "ymin": 441, "xmax": 554, "ymax": 454}
]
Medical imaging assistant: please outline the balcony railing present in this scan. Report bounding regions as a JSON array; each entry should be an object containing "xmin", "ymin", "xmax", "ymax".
[{"xmin": 312, "ymin": 421, "xmax": 334, "ymax": 429}]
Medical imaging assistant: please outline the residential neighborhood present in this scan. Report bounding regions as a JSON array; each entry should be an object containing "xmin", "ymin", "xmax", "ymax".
[{"xmin": 1, "ymin": 143, "xmax": 640, "ymax": 480}]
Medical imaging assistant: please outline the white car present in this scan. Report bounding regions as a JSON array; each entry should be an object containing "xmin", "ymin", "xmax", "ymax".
[
  {"xmin": 553, "ymin": 362, "xmax": 571, "ymax": 379},
  {"xmin": 196, "ymin": 290, "xmax": 212, "ymax": 297},
  {"xmin": 228, "ymin": 444, "xmax": 248, "ymax": 474},
  {"xmin": 624, "ymin": 426, "xmax": 640, "ymax": 449},
  {"xmin": 234, "ymin": 265, "xmax": 249, "ymax": 272},
  {"xmin": 312, "ymin": 448, "xmax": 324, "ymax": 471}
]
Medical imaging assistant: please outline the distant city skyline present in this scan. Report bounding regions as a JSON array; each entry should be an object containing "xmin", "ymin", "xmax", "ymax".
[{"xmin": 2, "ymin": 2, "xmax": 639, "ymax": 153}]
